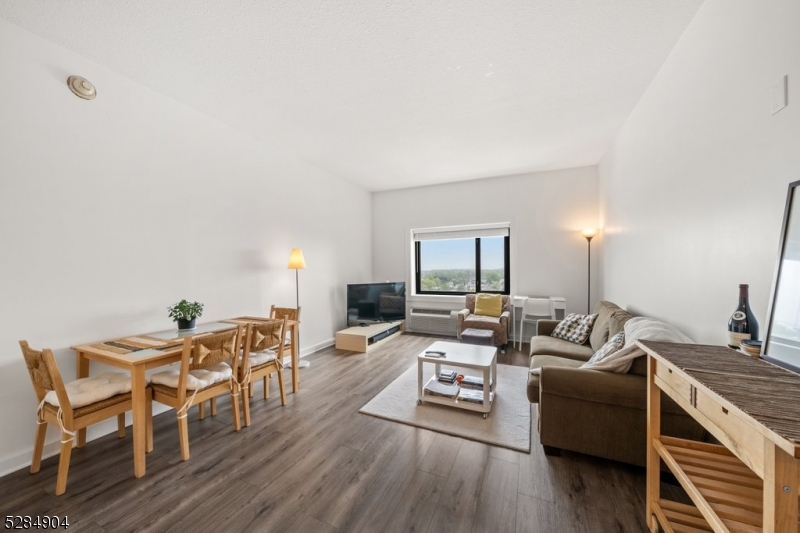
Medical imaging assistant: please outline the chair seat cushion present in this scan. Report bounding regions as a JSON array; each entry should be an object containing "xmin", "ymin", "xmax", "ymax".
[
  {"xmin": 150, "ymin": 362, "xmax": 232, "ymax": 390},
  {"xmin": 44, "ymin": 372, "xmax": 132, "ymax": 408},
  {"xmin": 461, "ymin": 314, "xmax": 505, "ymax": 344},
  {"xmin": 245, "ymin": 349, "xmax": 277, "ymax": 367},
  {"xmin": 43, "ymin": 392, "xmax": 132, "ymax": 417}
]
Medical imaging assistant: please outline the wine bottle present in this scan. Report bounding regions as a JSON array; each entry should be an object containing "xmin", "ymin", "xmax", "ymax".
[{"xmin": 727, "ymin": 284, "xmax": 759, "ymax": 348}]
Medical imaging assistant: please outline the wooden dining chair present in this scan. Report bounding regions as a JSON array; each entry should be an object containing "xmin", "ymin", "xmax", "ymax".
[
  {"xmin": 20, "ymin": 340, "xmax": 152, "ymax": 496},
  {"xmin": 271, "ymin": 304, "xmax": 300, "ymax": 351},
  {"xmin": 240, "ymin": 318, "xmax": 288, "ymax": 426},
  {"xmin": 269, "ymin": 305, "xmax": 300, "ymax": 339},
  {"xmin": 150, "ymin": 325, "xmax": 243, "ymax": 461},
  {"xmin": 260, "ymin": 305, "xmax": 301, "ymax": 396}
]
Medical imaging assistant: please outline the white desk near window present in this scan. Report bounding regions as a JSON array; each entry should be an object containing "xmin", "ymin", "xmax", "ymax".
[{"xmin": 512, "ymin": 296, "xmax": 566, "ymax": 349}]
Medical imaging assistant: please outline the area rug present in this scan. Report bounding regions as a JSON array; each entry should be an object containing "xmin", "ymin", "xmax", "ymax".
[{"xmin": 359, "ymin": 363, "xmax": 531, "ymax": 452}]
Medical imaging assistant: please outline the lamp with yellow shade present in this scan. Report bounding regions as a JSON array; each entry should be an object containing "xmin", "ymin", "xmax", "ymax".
[
  {"xmin": 287, "ymin": 248, "xmax": 310, "ymax": 369},
  {"xmin": 581, "ymin": 229, "xmax": 597, "ymax": 314},
  {"xmin": 288, "ymin": 248, "xmax": 307, "ymax": 307}
]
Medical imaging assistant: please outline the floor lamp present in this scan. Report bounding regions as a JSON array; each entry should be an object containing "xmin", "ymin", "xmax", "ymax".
[
  {"xmin": 287, "ymin": 248, "xmax": 310, "ymax": 368},
  {"xmin": 581, "ymin": 229, "xmax": 597, "ymax": 314}
]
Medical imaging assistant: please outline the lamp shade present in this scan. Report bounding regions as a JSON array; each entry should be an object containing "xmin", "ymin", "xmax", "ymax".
[
  {"xmin": 287, "ymin": 248, "xmax": 307, "ymax": 269},
  {"xmin": 581, "ymin": 228, "xmax": 598, "ymax": 240}
]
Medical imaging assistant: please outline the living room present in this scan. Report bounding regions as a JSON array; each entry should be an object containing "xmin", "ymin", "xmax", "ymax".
[{"xmin": 2, "ymin": 0, "xmax": 799, "ymax": 531}]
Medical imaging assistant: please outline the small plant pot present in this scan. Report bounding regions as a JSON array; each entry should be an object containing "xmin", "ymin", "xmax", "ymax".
[{"xmin": 177, "ymin": 318, "xmax": 196, "ymax": 331}]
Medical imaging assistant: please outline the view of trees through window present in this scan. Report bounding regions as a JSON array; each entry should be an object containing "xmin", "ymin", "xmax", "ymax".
[{"xmin": 417, "ymin": 236, "xmax": 508, "ymax": 294}]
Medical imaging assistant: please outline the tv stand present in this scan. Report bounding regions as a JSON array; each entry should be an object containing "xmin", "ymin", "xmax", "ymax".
[{"xmin": 335, "ymin": 321, "xmax": 404, "ymax": 353}]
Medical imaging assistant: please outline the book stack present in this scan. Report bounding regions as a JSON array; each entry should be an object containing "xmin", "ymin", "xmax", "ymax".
[
  {"xmin": 438, "ymin": 370, "xmax": 457, "ymax": 384},
  {"xmin": 423, "ymin": 377, "xmax": 459, "ymax": 399},
  {"xmin": 460, "ymin": 376, "xmax": 494, "ymax": 391},
  {"xmin": 457, "ymin": 389, "xmax": 494, "ymax": 405},
  {"xmin": 739, "ymin": 339, "xmax": 761, "ymax": 358}
]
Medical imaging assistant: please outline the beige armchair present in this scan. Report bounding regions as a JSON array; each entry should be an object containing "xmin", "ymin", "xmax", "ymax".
[{"xmin": 457, "ymin": 294, "xmax": 512, "ymax": 346}]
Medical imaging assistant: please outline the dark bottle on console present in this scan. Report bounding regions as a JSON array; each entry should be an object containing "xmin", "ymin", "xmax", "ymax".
[{"xmin": 727, "ymin": 284, "xmax": 758, "ymax": 348}]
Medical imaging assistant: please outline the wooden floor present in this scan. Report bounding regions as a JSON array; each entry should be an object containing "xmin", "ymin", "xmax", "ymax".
[{"xmin": 1, "ymin": 333, "xmax": 683, "ymax": 532}]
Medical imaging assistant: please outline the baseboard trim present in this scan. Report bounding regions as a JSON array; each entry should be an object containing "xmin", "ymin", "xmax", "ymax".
[
  {"xmin": 301, "ymin": 337, "xmax": 334, "ymax": 357},
  {"xmin": 1, "ymin": 442, "xmax": 56, "ymax": 479},
  {"xmin": 0, "ymin": 407, "xmax": 175, "ymax": 478}
]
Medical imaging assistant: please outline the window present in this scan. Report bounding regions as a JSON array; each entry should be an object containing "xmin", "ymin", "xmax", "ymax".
[{"xmin": 413, "ymin": 224, "xmax": 510, "ymax": 295}]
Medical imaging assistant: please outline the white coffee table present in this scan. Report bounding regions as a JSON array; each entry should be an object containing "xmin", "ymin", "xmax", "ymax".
[{"xmin": 417, "ymin": 340, "xmax": 497, "ymax": 418}]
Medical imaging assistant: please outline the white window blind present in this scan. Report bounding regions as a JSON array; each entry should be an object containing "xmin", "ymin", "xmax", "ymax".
[{"xmin": 412, "ymin": 223, "xmax": 510, "ymax": 242}]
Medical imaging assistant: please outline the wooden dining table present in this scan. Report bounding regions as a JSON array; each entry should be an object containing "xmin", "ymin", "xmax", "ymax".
[{"xmin": 71, "ymin": 316, "xmax": 300, "ymax": 478}]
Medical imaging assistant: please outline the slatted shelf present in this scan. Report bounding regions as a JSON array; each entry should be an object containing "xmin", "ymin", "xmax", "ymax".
[
  {"xmin": 654, "ymin": 499, "xmax": 714, "ymax": 533},
  {"xmin": 655, "ymin": 437, "xmax": 800, "ymax": 533}
]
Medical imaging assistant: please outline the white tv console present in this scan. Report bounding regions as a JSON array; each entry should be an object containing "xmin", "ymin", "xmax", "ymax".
[{"xmin": 335, "ymin": 321, "xmax": 404, "ymax": 353}]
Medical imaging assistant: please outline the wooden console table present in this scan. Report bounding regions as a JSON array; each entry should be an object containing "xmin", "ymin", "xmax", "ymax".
[{"xmin": 641, "ymin": 341, "xmax": 800, "ymax": 532}]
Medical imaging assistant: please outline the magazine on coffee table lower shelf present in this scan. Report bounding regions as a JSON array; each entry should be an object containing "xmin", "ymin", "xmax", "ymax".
[
  {"xmin": 423, "ymin": 377, "xmax": 459, "ymax": 399},
  {"xmin": 459, "ymin": 375, "xmax": 494, "ymax": 391},
  {"xmin": 457, "ymin": 388, "xmax": 494, "ymax": 405}
]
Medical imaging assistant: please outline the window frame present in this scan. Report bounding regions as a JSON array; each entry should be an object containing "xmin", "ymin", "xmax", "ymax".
[{"xmin": 414, "ymin": 235, "xmax": 510, "ymax": 296}]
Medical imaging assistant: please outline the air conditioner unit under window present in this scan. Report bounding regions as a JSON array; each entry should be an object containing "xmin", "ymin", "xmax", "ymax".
[{"xmin": 407, "ymin": 308, "xmax": 458, "ymax": 336}]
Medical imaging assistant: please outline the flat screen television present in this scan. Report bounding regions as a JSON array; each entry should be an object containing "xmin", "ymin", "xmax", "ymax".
[{"xmin": 347, "ymin": 282, "xmax": 406, "ymax": 326}]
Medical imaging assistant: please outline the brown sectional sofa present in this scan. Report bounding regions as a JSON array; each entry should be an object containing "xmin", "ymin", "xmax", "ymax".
[{"xmin": 527, "ymin": 301, "xmax": 705, "ymax": 466}]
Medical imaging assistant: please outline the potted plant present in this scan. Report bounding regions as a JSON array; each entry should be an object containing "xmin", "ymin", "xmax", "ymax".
[{"xmin": 167, "ymin": 299, "xmax": 204, "ymax": 331}]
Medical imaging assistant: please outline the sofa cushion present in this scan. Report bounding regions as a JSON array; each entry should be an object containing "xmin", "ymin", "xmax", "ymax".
[
  {"xmin": 552, "ymin": 313, "xmax": 598, "ymax": 345},
  {"xmin": 541, "ymin": 365, "xmax": 645, "ymax": 409},
  {"xmin": 589, "ymin": 301, "xmax": 633, "ymax": 351},
  {"xmin": 527, "ymin": 355, "xmax": 583, "ymax": 403},
  {"xmin": 608, "ymin": 310, "xmax": 631, "ymax": 339},
  {"xmin": 539, "ymin": 364, "xmax": 690, "ymax": 416},
  {"xmin": 529, "ymin": 335, "xmax": 594, "ymax": 361},
  {"xmin": 589, "ymin": 303, "xmax": 613, "ymax": 349},
  {"xmin": 474, "ymin": 293, "xmax": 503, "ymax": 317},
  {"xmin": 582, "ymin": 332, "xmax": 626, "ymax": 367}
]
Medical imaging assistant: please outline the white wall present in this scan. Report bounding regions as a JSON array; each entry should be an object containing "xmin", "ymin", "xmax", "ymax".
[
  {"xmin": 372, "ymin": 167, "xmax": 600, "ymax": 322},
  {"xmin": 0, "ymin": 20, "xmax": 371, "ymax": 474},
  {"xmin": 598, "ymin": 0, "xmax": 800, "ymax": 343}
]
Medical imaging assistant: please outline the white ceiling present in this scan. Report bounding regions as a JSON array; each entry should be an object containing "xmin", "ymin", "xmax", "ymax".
[{"xmin": 0, "ymin": 1, "xmax": 703, "ymax": 192}]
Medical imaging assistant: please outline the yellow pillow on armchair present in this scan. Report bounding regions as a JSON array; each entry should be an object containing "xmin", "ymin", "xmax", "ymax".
[{"xmin": 474, "ymin": 293, "xmax": 503, "ymax": 317}]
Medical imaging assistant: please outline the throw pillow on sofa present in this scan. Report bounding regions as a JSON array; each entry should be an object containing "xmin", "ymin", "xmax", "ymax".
[
  {"xmin": 551, "ymin": 313, "xmax": 598, "ymax": 345},
  {"xmin": 581, "ymin": 331, "xmax": 625, "ymax": 367}
]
